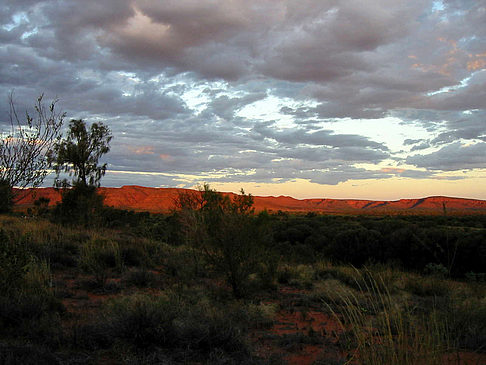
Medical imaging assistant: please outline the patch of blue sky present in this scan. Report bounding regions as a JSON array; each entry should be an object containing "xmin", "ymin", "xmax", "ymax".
[
  {"xmin": 432, "ymin": 1, "xmax": 445, "ymax": 12},
  {"xmin": 2, "ymin": 12, "xmax": 28, "ymax": 31},
  {"xmin": 179, "ymin": 80, "xmax": 228, "ymax": 113},
  {"xmin": 20, "ymin": 27, "xmax": 38, "ymax": 40}
]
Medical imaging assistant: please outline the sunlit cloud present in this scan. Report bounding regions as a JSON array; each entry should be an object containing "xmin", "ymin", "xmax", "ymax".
[{"xmin": 1, "ymin": 0, "xmax": 485, "ymax": 199}]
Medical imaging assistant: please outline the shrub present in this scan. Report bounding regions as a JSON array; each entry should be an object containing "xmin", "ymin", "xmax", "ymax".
[
  {"xmin": 328, "ymin": 228, "xmax": 383, "ymax": 266},
  {"xmin": 424, "ymin": 263, "xmax": 448, "ymax": 278},
  {"xmin": 0, "ymin": 233, "xmax": 32, "ymax": 295},
  {"xmin": 73, "ymin": 293, "xmax": 261, "ymax": 363},
  {"xmin": 176, "ymin": 185, "xmax": 274, "ymax": 298},
  {"xmin": 0, "ymin": 256, "xmax": 64, "ymax": 347},
  {"xmin": 403, "ymin": 275, "xmax": 451, "ymax": 297},
  {"xmin": 123, "ymin": 268, "xmax": 157, "ymax": 288},
  {"xmin": 78, "ymin": 238, "xmax": 123, "ymax": 287},
  {"xmin": 53, "ymin": 184, "xmax": 104, "ymax": 226},
  {"xmin": 0, "ymin": 179, "xmax": 12, "ymax": 213}
]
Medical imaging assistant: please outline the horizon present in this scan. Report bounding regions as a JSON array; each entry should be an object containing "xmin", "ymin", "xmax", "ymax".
[
  {"xmin": 23, "ymin": 184, "xmax": 486, "ymax": 203},
  {"xmin": 1, "ymin": 1, "xmax": 485, "ymax": 200}
]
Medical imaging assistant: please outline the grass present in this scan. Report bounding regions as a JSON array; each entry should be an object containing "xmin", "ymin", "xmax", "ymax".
[
  {"xmin": 0, "ymin": 213, "xmax": 485, "ymax": 364},
  {"xmin": 324, "ymin": 268, "xmax": 467, "ymax": 365}
]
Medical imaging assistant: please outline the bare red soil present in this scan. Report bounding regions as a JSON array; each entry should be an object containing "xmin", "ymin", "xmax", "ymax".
[{"xmin": 14, "ymin": 185, "xmax": 486, "ymax": 215}]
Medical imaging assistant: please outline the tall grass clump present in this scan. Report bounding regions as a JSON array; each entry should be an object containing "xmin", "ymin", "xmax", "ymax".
[
  {"xmin": 78, "ymin": 238, "xmax": 123, "ymax": 287},
  {"xmin": 326, "ymin": 268, "xmax": 451, "ymax": 365}
]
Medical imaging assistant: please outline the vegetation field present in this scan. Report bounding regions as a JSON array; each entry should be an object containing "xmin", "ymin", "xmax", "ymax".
[{"xmin": 1, "ymin": 193, "xmax": 486, "ymax": 364}]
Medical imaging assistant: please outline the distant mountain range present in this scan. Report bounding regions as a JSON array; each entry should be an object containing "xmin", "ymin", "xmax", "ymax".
[{"xmin": 13, "ymin": 185, "xmax": 486, "ymax": 215}]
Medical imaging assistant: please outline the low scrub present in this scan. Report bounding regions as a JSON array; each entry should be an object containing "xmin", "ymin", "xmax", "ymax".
[{"xmin": 73, "ymin": 292, "xmax": 272, "ymax": 363}]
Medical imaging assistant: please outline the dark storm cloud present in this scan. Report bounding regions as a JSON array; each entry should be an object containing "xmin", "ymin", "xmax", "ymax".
[{"xmin": 1, "ymin": 0, "xmax": 485, "ymax": 188}]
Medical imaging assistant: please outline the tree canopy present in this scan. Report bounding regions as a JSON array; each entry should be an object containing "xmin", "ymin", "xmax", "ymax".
[{"xmin": 54, "ymin": 119, "xmax": 112, "ymax": 188}]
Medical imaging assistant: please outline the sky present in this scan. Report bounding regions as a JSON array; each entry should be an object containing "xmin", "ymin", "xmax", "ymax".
[{"xmin": 0, "ymin": 0, "xmax": 485, "ymax": 200}]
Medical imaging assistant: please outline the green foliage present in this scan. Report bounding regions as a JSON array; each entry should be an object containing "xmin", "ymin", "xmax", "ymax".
[
  {"xmin": 424, "ymin": 262, "xmax": 448, "ymax": 278},
  {"xmin": 53, "ymin": 183, "xmax": 104, "ymax": 225},
  {"xmin": 52, "ymin": 119, "xmax": 112, "ymax": 225},
  {"xmin": 403, "ymin": 275, "xmax": 451, "ymax": 297},
  {"xmin": 176, "ymin": 184, "xmax": 275, "ymax": 298},
  {"xmin": 54, "ymin": 119, "xmax": 112, "ymax": 188}
]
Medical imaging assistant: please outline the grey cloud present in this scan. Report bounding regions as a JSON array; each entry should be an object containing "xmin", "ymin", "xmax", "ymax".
[
  {"xmin": 253, "ymin": 124, "xmax": 389, "ymax": 150},
  {"xmin": 407, "ymin": 142, "xmax": 486, "ymax": 171},
  {"xmin": 1, "ymin": 0, "xmax": 485, "ymax": 189},
  {"xmin": 431, "ymin": 110, "xmax": 486, "ymax": 145},
  {"xmin": 207, "ymin": 92, "xmax": 267, "ymax": 121},
  {"xmin": 410, "ymin": 142, "xmax": 431, "ymax": 152},
  {"xmin": 403, "ymin": 138, "xmax": 424, "ymax": 145}
]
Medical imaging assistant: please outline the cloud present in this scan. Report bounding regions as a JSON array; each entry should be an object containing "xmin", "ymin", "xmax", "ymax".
[
  {"xmin": 407, "ymin": 142, "xmax": 486, "ymax": 171},
  {"xmin": 0, "ymin": 0, "xmax": 485, "ymax": 193}
]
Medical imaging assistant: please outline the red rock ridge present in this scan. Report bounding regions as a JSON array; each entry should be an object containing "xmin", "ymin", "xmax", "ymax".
[{"xmin": 13, "ymin": 186, "xmax": 486, "ymax": 215}]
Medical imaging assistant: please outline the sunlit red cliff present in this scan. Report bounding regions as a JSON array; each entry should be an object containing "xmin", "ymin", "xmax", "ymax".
[{"xmin": 13, "ymin": 185, "xmax": 486, "ymax": 215}]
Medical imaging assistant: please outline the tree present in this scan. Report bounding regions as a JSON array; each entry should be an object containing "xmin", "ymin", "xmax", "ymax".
[
  {"xmin": 53, "ymin": 119, "xmax": 112, "ymax": 225},
  {"xmin": 0, "ymin": 93, "xmax": 65, "ymax": 211},
  {"xmin": 53, "ymin": 119, "xmax": 112, "ymax": 188},
  {"xmin": 176, "ymin": 184, "xmax": 275, "ymax": 298}
]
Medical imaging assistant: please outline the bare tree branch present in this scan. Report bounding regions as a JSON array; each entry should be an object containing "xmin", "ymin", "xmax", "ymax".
[{"xmin": 0, "ymin": 92, "xmax": 65, "ymax": 200}]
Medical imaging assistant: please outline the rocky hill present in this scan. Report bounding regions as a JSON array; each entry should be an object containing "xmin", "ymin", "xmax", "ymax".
[{"xmin": 13, "ymin": 185, "xmax": 486, "ymax": 215}]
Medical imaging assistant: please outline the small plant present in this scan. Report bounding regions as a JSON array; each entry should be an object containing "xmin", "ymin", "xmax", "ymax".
[
  {"xmin": 465, "ymin": 271, "xmax": 486, "ymax": 283},
  {"xmin": 424, "ymin": 263, "xmax": 448, "ymax": 278}
]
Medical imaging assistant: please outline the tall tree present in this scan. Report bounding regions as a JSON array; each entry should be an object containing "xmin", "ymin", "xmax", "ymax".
[
  {"xmin": 53, "ymin": 119, "xmax": 112, "ymax": 188},
  {"xmin": 52, "ymin": 119, "xmax": 112, "ymax": 225},
  {"xmin": 0, "ymin": 93, "xmax": 65, "ymax": 211}
]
